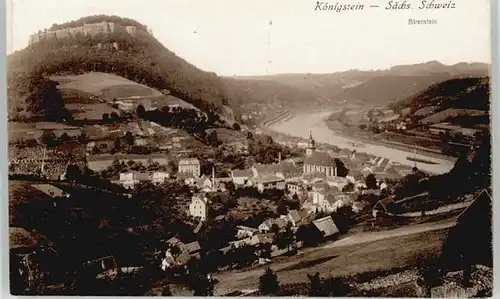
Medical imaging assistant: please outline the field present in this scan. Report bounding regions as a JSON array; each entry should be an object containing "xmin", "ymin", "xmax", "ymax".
[
  {"xmin": 53, "ymin": 72, "xmax": 196, "ymax": 114},
  {"xmin": 419, "ymin": 108, "xmax": 487, "ymax": 125},
  {"xmin": 52, "ymin": 72, "xmax": 160, "ymax": 98},
  {"xmin": 213, "ymin": 220, "xmax": 454, "ymax": 294},
  {"xmin": 8, "ymin": 180, "xmax": 55, "ymax": 226},
  {"xmin": 65, "ymin": 103, "xmax": 119, "ymax": 120},
  {"xmin": 9, "ymin": 122, "xmax": 82, "ymax": 142}
]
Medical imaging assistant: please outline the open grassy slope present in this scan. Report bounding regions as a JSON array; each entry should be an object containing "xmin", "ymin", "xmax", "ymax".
[{"xmin": 7, "ymin": 15, "xmax": 237, "ymax": 124}]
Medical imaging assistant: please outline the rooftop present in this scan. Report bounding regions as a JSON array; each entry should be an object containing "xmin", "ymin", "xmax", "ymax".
[
  {"xmin": 304, "ymin": 151, "xmax": 336, "ymax": 167},
  {"xmin": 312, "ymin": 216, "xmax": 339, "ymax": 237},
  {"xmin": 31, "ymin": 184, "xmax": 67, "ymax": 198},
  {"xmin": 179, "ymin": 158, "xmax": 200, "ymax": 165},
  {"xmin": 232, "ymin": 169, "xmax": 253, "ymax": 178},
  {"xmin": 87, "ymin": 154, "xmax": 168, "ymax": 162}
]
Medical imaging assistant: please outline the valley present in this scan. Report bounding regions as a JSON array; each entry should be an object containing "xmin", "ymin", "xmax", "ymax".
[{"xmin": 268, "ymin": 110, "xmax": 455, "ymax": 174}]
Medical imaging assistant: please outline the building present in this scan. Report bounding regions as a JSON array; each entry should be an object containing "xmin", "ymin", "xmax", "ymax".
[
  {"xmin": 151, "ymin": 171, "xmax": 170, "ymax": 184},
  {"xmin": 287, "ymin": 209, "xmax": 313, "ymax": 227},
  {"xmin": 428, "ymin": 123, "xmax": 480, "ymax": 138},
  {"xmin": 178, "ymin": 158, "xmax": 201, "ymax": 177},
  {"xmin": 235, "ymin": 226, "xmax": 259, "ymax": 239},
  {"xmin": 250, "ymin": 175, "xmax": 286, "ymax": 193},
  {"xmin": 177, "ymin": 172, "xmax": 198, "ymax": 187},
  {"xmin": 119, "ymin": 172, "xmax": 150, "ymax": 189},
  {"xmin": 231, "ymin": 169, "xmax": 253, "ymax": 186},
  {"xmin": 258, "ymin": 218, "xmax": 288, "ymax": 233},
  {"xmin": 189, "ymin": 194, "xmax": 209, "ymax": 221},
  {"xmin": 325, "ymin": 176, "xmax": 351, "ymax": 191},
  {"xmin": 312, "ymin": 216, "xmax": 340, "ymax": 239},
  {"xmin": 286, "ymin": 182, "xmax": 305, "ymax": 198},
  {"xmin": 303, "ymin": 132, "xmax": 338, "ymax": 177}
]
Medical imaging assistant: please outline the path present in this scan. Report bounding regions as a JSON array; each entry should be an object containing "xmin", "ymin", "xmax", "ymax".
[{"xmin": 213, "ymin": 218, "xmax": 456, "ymax": 294}]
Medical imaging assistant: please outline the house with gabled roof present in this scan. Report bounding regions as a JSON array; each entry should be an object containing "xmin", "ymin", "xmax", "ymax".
[
  {"xmin": 258, "ymin": 218, "xmax": 288, "ymax": 233},
  {"xmin": 178, "ymin": 158, "xmax": 201, "ymax": 177},
  {"xmin": 236, "ymin": 226, "xmax": 259, "ymax": 239},
  {"xmin": 189, "ymin": 193, "xmax": 209, "ymax": 221},
  {"xmin": 287, "ymin": 208, "xmax": 314, "ymax": 227},
  {"xmin": 312, "ymin": 216, "xmax": 340, "ymax": 239}
]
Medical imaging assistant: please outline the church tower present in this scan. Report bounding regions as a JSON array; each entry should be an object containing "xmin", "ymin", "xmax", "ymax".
[{"xmin": 306, "ymin": 130, "xmax": 316, "ymax": 156}]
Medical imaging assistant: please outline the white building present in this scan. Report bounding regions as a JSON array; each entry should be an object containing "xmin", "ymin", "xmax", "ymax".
[
  {"xmin": 189, "ymin": 194, "xmax": 209, "ymax": 221},
  {"xmin": 151, "ymin": 172, "xmax": 169, "ymax": 185},
  {"xmin": 250, "ymin": 175, "xmax": 286, "ymax": 193},
  {"xmin": 178, "ymin": 158, "xmax": 201, "ymax": 177},
  {"xmin": 119, "ymin": 172, "xmax": 150, "ymax": 189}
]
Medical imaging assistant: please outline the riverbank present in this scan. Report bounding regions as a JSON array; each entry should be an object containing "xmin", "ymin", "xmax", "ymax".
[{"xmin": 267, "ymin": 111, "xmax": 455, "ymax": 174}]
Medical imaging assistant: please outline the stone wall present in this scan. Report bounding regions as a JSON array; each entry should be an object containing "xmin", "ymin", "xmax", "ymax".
[{"xmin": 29, "ymin": 21, "xmax": 141, "ymax": 45}]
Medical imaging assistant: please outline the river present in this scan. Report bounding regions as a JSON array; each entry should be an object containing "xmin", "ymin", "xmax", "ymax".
[{"xmin": 268, "ymin": 111, "xmax": 455, "ymax": 174}]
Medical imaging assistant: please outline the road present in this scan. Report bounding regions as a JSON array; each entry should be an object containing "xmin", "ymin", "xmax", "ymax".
[
  {"xmin": 213, "ymin": 218, "xmax": 456, "ymax": 295},
  {"xmin": 268, "ymin": 111, "xmax": 455, "ymax": 174}
]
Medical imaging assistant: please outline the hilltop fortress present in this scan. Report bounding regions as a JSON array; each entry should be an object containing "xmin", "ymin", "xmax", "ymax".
[{"xmin": 29, "ymin": 21, "xmax": 152, "ymax": 45}]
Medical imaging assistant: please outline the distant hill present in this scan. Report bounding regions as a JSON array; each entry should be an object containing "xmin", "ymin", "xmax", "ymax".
[
  {"xmin": 390, "ymin": 77, "xmax": 490, "ymax": 127},
  {"xmin": 7, "ymin": 15, "xmax": 237, "ymax": 125},
  {"xmin": 222, "ymin": 78, "xmax": 315, "ymax": 112},
  {"xmin": 233, "ymin": 61, "xmax": 490, "ymax": 107}
]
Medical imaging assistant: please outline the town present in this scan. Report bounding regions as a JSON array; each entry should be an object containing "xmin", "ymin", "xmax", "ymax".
[{"xmin": 7, "ymin": 12, "xmax": 492, "ymax": 298}]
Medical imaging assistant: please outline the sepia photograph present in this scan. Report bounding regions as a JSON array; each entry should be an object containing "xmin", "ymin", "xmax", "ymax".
[{"xmin": 6, "ymin": 0, "xmax": 493, "ymax": 297}]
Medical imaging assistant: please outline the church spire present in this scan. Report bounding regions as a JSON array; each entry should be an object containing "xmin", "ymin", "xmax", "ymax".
[{"xmin": 306, "ymin": 130, "xmax": 316, "ymax": 156}]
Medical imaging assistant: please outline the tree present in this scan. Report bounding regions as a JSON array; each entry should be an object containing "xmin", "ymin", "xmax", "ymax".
[
  {"xmin": 110, "ymin": 112, "xmax": 120, "ymax": 122},
  {"xmin": 277, "ymin": 203, "xmax": 288, "ymax": 216},
  {"xmin": 247, "ymin": 132, "xmax": 254, "ymax": 141},
  {"xmin": 331, "ymin": 206, "xmax": 355, "ymax": 234},
  {"xmin": 333, "ymin": 159, "xmax": 349, "ymax": 177},
  {"xmin": 136, "ymin": 104, "xmax": 146, "ymax": 118},
  {"xmin": 232, "ymin": 122, "xmax": 241, "ymax": 131},
  {"xmin": 207, "ymin": 131, "xmax": 220, "ymax": 147},
  {"xmin": 365, "ymin": 173, "xmax": 378, "ymax": 190},
  {"xmin": 296, "ymin": 224, "xmax": 323, "ymax": 246},
  {"xmin": 77, "ymin": 133, "xmax": 88, "ymax": 144},
  {"xmin": 167, "ymin": 161, "xmax": 178, "ymax": 173},
  {"xmin": 270, "ymin": 224, "xmax": 280, "ymax": 235},
  {"xmin": 161, "ymin": 285, "xmax": 173, "ymax": 296},
  {"xmin": 66, "ymin": 164, "xmax": 81, "ymax": 182},
  {"xmin": 102, "ymin": 113, "xmax": 110, "ymax": 122},
  {"xmin": 259, "ymin": 267, "xmax": 279, "ymax": 295},
  {"xmin": 342, "ymin": 182, "xmax": 355, "ymax": 192},
  {"xmin": 225, "ymin": 181, "xmax": 236, "ymax": 196},
  {"xmin": 59, "ymin": 132, "xmax": 72, "ymax": 143},
  {"xmin": 40, "ymin": 130, "xmax": 58, "ymax": 147},
  {"xmin": 189, "ymin": 272, "xmax": 215, "ymax": 296},
  {"xmin": 124, "ymin": 132, "xmax": 135, "ymax": 146},
  {"xmin": 113, "ymin": 138, "xmax": 122, "ymax": 152},
  {"xmin": 307, "ymin": 272, "xmax": 324, "ymax": 296},
  {"xmin": 276, "ymin": 223, "xmax": 294, "ymax": 252}
]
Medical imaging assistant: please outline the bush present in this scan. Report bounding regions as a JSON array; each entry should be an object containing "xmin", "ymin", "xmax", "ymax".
[{"xmin": 259, "ymin": 267, "xmax": 279, "ymax": 295}]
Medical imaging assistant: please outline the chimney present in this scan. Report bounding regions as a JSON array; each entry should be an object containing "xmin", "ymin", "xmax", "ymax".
[
  {"xmin": 278, "ymin": 152, "xmax": 282, "ymax": 164},
  {"xmin": 212, "ymin": 165, "xmax": 215, "ymax": 186}
]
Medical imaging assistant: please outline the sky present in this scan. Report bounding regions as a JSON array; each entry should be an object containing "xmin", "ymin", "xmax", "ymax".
[{"xmin": 7, "ymin": 0, "xmax": 491, "ymax": 76}]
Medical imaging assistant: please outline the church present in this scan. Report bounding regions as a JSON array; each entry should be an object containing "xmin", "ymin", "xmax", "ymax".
[{"xmin": 303, "ymin": 132, "xmax": 338, "ymax": 177}]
